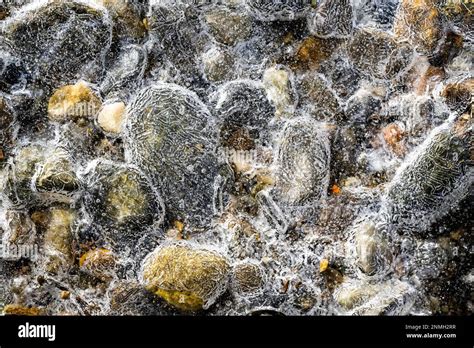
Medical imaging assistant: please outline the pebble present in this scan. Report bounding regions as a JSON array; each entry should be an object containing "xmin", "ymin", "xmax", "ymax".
[
  {"xmin": 394, "ymin": 0, "xmax": 445, "ymax": 54},
  {"xmin": 263, "ymin": 66, "xmax": 297, "ymax": 117},
  {"xmin": 142, "ymin": 244, "xmax": 231, "ymax": 311},
  {"xmin": 83, "ymin": 159, "xmax": 164, "ymax": 242},
  {"xmin": 2, "ymin": 0, "xmax": 112, "ymax": 89},
  {"xmin": 307, "ymin": 0, "xmax": 353, "ymax": 38},
  {"xmin": 124, "ymin": 83, "xmax": 223, "ymax": 230},
  {"xmin": 232, "ymin": 261, "xmax": 265, "ymax": 296},
  {"xmin": 204, "ymin": 8, "xmax": 252, "ymax": 46},
  {"xmin": 202, "ymin": 46, "xmax": 235, "ymax": 82},
  {"xmin": 97, "ymin": 102, "xmax": 126, "ymax": 134},
  {"xmin": 79, "ymin": 248, "xmax": 116, "ymax": 281},
  {"xmin": 48, "ymin": 81, "xmax": 102, "ymax": 122}
]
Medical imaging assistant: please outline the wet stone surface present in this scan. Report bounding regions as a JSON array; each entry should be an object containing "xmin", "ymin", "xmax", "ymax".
[{"xmin": 0, "ymin": 0, "xmax": 472, "ymax": 316}]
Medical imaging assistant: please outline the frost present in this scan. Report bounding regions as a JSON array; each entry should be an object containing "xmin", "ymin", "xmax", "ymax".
[{"xmin": 0, "ymin": 0, "xmax": 472, "ymax": 316}]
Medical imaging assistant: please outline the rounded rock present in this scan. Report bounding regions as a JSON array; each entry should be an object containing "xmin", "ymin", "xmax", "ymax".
[
  {"xmin": 204, "ymin": 7, "xmax": 252, "ymax": 46},
  {"xmin": 124, "ymin": 83, "xmax": 225, "ymax": 230},
  {"xmin": 48, "ymin": 81, "xmax": 102, "ymax": 123},
  {"xmin": 1, "ymin": 0, "xmax": 112, "ymax": 89},
  {"xmin": 97, "ymin": 102, "xmax": 126, "ymax": 134},
  {"xmin": 212, "ymin": 80, "xmax": 275, "ymax": 147},
  {"xmin": 382, "ymin": 114, "xmax": 472, "ymax": 234},
  {"xmin": 141, "ymin": 243, "xmax": 231, "ymax": 311},
  {"xmin": 232, "ymin": 261, "xmax": 265, "ymax": 296},
  {"xmin": 347, "ymin": 28, "xmax": 396, "ymax": 78},
  {"xmin": 83, "ymin": 159, "xmax": 164, "ymax": 240},
  {"xmin": 273, "ymin": 118, "xmax": 331, "ymax": 208}
]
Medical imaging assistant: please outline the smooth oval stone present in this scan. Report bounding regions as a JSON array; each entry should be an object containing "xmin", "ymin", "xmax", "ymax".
[
  {"xmin": 335, "ymin": 279, "xmax": 415, "ymax": 315},
  {"xmin": 124, "ymin": 83, "xmax": 225, "ymax": 230},
  {"xmin": 1, "ymin": 0, "xmax": 112, "ymax": 89},
  {"xmin": 381, "ymin": 114, "xmax": 472, "ymax": 234},
  {"xmin": 273, "ymin": 117, "xmax": 331, "ymax": 207},
  {"xmin": 260, "ymin": 117, "xmax": 331, "ymax": 230},
  {"xmin": 83, "ymin": 159, "xmax": 164, "ymax": 241},
  {"xmin": 212, "ymin": 80, "xmax": 275, "ymax": 147}
]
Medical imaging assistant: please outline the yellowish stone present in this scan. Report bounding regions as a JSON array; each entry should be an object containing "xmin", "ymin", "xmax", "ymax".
[
  {"xmin": 3, "ymin": 304, "xmax": 43, "ymax": 316},
  {"xmin": 319, "ymin": 259, "xmax": 329, "ymax": 273},
  {"xmin": 43, "ymin": 208, "xmax": 75, "ymax": 258},
  {"xmin": 79, "ymin": 248, "xmax": 116, "ymax": 280},
  {"xmin": 142, "ymin": 244, "xmax": 231, "ymax": 311},
  {"xmin": 48, "ymin": 81, "xmax": 101, "ymax": 122},
  {"xmin": 263, "ymin": 66, "xmax": 294, "ymax": 117}
]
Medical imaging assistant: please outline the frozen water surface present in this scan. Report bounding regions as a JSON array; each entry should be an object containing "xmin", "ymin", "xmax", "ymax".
[{"xmin": 0, "ymin": 0, "xmax": 472, "ymax": 316}]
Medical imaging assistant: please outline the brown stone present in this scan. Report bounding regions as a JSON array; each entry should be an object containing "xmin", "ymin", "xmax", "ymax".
[
  {"xmin": 394, "ymin": 0, "xmax": 445, "ymax": 54},
  {"xmin": 3, "ymin": 304, "xmax": 43, "ymax": 316},
  {"xmin": 382, "ymin": 123, "xmax": 406, "ymax": 156},
  {"xmin": 290, "ymin": 36, "xmax": 340, "ymax": 72},
  {"xmin": 441, "ymin": 79, "xmax": 473, "ymax": 112}
]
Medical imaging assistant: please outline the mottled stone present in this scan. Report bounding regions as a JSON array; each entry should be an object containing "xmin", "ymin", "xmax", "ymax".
[
  {"xmin": 83, "ymin": 160, "xmax": 163, "ymax": 241},
  {"xmin": 290, "ymin": 36, "xmax": 340, "ymax": 72},
  {"xmin": 232, "ymin": 261, "xmax": 265, "ymax": 296},
  {"xmin": 297, "ymin": 72, "xmax": 341, "ymax": 120},
  {"xmin": 394, "ymin": 0, "xmax": 445, "ymax": 54},
  {"xmin": 4, "ymin": 144, "xmax": 46, "ymax": 205},
  {"xmin": 263, "ymin": 65, "xmax": 297, "ymax": 117},
  {"xmin": 97, "ymin": 0, "xmax": 147, "ymax": 41},
  {"xmin": 48, "ymin": 81, "xmax": 102, "ymax": 122},
  {"xmin": 335, "ymin": 279, "xmax": 415, "ymax": 315},
  {"xmin": 124, "ymin": 83, "xmax": 225, "ymax": 230},
  {"xmin": 35, "ymin": 149, "xmax": 79, "ymax": 196},
  {"xmin": 348, "ymin": 28, "xmax": 396, "ymax": 78},
  {"xmin": 353, "ymin": 219, "xmax": 392, "ymax": 275},
  {"xmin": 142, "ymin": 244, "xmax": 231, "ymax": 311},
  {"xmin": 269, "ymin": 117, "xmax": 331, "ymax": 222},
  {"xmin": 204, "ymin": 8, "xmax": 252, "ymax": 46},
  {"xmin": 79, "ymin": 248, "xmax": 116, "ymax": 281},
  {"xmin": 440, "ymin": 79, "xmax": 473, "ymax": 112},
  {"xmin": 213, "ymin": 80, "xmax": 275, "ymax": 147},
  {"xmin": 1, "ymin": 0, "xmax": 112, "ymax": 89},
  {"xmin": 382, "ymin": 114, "xmax": 472, "ymax": 234},
  {"xmin": 202, "ymin": 47, "xmax": 235, "ymax": 82},
  {"xmin": 307, "ymin": 0, "xmax": 353, "ymax": 38}
]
